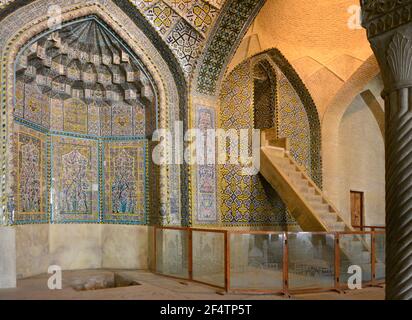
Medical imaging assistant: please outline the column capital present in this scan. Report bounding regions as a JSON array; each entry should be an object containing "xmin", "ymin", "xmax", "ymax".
[
  {"xmin": 364, "ymin": 29, "xmax": 412, "ymax": 94},
  {"xmin": 361, "ymin": 0, "xmax": 412, "ymax": 39},
  {"xmin": 360, "ymin": 1, "xmax": 412, "ymax": 94}
]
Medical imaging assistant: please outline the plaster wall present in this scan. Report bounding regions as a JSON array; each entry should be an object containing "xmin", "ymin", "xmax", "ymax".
[
  {"xmin": 15, "ymin": 224, "xmax": 150, "ymax": 279},
  {"xmin": 336, "ymin": 95, "xmax": 385, "ymax": 226},
  {"xmin": 0, "ymin": 227, "xmax": 16, "ymax": 288}
]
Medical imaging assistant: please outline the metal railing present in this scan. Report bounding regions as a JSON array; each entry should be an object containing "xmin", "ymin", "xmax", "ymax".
[{"xmin": 154, "ymin": 226, "xmax": 385, "ymax": 296}]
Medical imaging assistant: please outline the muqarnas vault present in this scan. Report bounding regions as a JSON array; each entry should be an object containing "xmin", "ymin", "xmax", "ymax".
[{"xmin": 10, "ymin": 17, "xmax": 155, "ymax": 225}]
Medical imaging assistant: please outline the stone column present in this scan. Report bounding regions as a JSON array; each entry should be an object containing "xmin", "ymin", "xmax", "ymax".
[{"xmin": 361, "ymin": 1, "xmax": 412, "ymax": 300}]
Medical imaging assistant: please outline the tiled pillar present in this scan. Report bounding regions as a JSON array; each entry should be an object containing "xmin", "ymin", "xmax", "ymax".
[
  {"xmin": 361, "ymin": 1, "xmax": 412, "ymax": 300},
  {"xmin": 0, "ymin": 226, "xmax": 16, "ymax": 288}
]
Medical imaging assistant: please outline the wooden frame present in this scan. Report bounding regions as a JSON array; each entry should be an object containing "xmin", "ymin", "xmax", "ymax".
[
  {"xmin": 153, "ymin": 227, "xmax": 386, "ymax": 297},
  {"xmin": 334, "ymin": 233, "xmax": 342, "ymax": 293},
  {"xmin": 336, "ymin": 230, "xmax": 383, "ymax": 291},
  {"xmin": 190, "ymin": 228, "xmax": 227, "ymax": 291},
  {"xmin": 371, "ymin": 230, "xmax": 386, "ymax": 287},
  {"xmin": 350, "ymin": 190, "xmax": 364, "ymax": 229},
  {"xmin": 286, "ymin": 232, "xmax": 338, "ymax": 295},
  {"xmin": 226, "ymin": 230, "xmax": 286, "ymax": 296},
  {"xmin": 153, "ymin": 226, "xmax": 191, "ymax": 283}
]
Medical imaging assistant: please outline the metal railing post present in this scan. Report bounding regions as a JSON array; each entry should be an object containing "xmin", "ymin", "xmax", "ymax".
[
  {"xmin": 371, "ymin": 231, "xmax": 376, "ymax": 286},
  {"xmin": 283, "ymin": 232, "xmax": 289, "ymax": 296},
  {"xmin": 153, "ymin": 226, "xmax": 157, "ymax": 273},
  {"xmin": 335, "ymin": 233, "xmax": 340, "ymax": 291},
  {"xmin": 188, "ymin": 228, "xmax": 193, "ymax": 281},
  {"xmin": 152, "ymin": 227, "xmax": 384, "ymax": 295},
  {"xmin": 225, "ymin": 230, "xmax": 230, "ymax": 292}
]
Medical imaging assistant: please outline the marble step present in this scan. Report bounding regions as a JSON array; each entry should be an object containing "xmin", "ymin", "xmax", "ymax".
[
  {"xmin": 290, "ymin": 177, "xmax": 306, "ymax": 187},
  {"xmin": 309, "ymin": 201, "xmax": 330, "ymax": 213},
  {"xmin": 289, "ymin": 171, "xmax": 304, "ymax": 182},
  {"xmin": 278, "ymin": 166, "xmax": 308, "ymax": 187},
  {"xmin": 304, "ymin": 193, "xmax": 323, "ymax": 203},
  {"xmin": 328, "ymin": 221, "xmax": 346, "ymax": 232},
  {"xmin": 273, "ymin": 156, "xmax": 292, "ymax": 165},
  {"xmin": 267, "ymin": 150, "xmax": 350, "ymax": 232},
  {"xmin": 264, "ymin": 146, "xmax": 285, "ymax": 158},
  {"xmin": 280, "ymin": 167, "xmax": 297, "ymax": 178},
  {"xmin": 299, "ymin": 185, "xmax": 316, "ymax": 196},
  {"xmin": 318, "ymin": 214, "xmax": 339, "ymax": 225}
]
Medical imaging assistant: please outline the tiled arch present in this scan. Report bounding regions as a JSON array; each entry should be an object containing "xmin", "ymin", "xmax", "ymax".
[
  {"xmin": 194, "ymin": 0, "xmax": 266, "ymax": 96},
  {"xmin": 217, "ymin": 48, "xmax": 322, "ymax": 226},
  {"xmin": 0, "ymin": 0, "xmax": 187, "ymax": 226}
]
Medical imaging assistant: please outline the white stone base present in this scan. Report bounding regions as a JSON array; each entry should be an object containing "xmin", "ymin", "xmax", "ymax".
[{"xmin": 0, "ymin": 227, "xmax": 16, "ymax": 288}]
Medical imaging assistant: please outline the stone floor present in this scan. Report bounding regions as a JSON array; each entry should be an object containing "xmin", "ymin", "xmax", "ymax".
[{"xmin": 0, "ymin": 269, "xmax": 385, "ymax": 300}]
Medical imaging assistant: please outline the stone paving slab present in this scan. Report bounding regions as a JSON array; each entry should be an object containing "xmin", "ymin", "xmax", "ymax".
[{"xmin": 0, "ymin": 269, "xmax": 385, "ymax": 300}]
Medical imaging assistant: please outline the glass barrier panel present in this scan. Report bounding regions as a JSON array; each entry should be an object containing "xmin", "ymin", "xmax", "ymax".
[
  {"xmin": 230, "ymin": 233, "xmax": 283, "ymax": 290},
  {"xmin": 339, "ymin": 233, "xmax": 372, "ymax": 285},
  {"xmin": 288, "ymin": 233, "xmax": 335, "ymax": 290},
  {"xmin": 192, "ymin": 231, "xmax": 225, "ymax": 288},
  {"xmin": 156, "ymin": 228, "xmax": 189, "ymax": 279},
  {"xmin": 375, "ymin": 233, "xmax": 385, "ymax": 281}
]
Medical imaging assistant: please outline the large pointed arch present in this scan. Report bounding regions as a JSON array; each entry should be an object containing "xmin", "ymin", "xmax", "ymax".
[
  {"xmin": 217, "ymin": 48, "xmax": 322, "ymax": 226},
  {"xmin": 193, "ymin": 0, "xmax": 266, "ymax": 96},
  {"xmin": 321, "ymin": 55, "xmax": 381, "ymax": 209},
  {"xmin": 249, "ymin": 48, "xmax": 323, "ymax": 187},
  {"xmin": 0, "ymin": 0, "xmax": 189, "ymax": 226}
]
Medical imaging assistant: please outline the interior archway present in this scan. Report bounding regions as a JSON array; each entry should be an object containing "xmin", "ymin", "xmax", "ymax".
[
  {"xmin": 329, "ymin": 73, "xmax": 385, "ymax": 227},
  {"xmin": 321, "ymin": 56, "xmax": 381, "ymax": 212},
  {"xmin": 218, "ymin": 49, "xmax": 322, "ymax": 228}
]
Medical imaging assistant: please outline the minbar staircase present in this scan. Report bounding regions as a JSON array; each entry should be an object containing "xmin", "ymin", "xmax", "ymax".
[{"xmin": 260, "ymin": 128, "xmax": 353, "ymax": 232}]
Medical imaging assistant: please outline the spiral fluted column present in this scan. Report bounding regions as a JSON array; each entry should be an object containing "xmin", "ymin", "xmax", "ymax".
[
  {"xmin": 361, "ymin": 0, "xmax": 412, "ymax": 300},
  {"xmin": 385, "ymin": 87, "xmax": 412, "ymax": 300}
]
